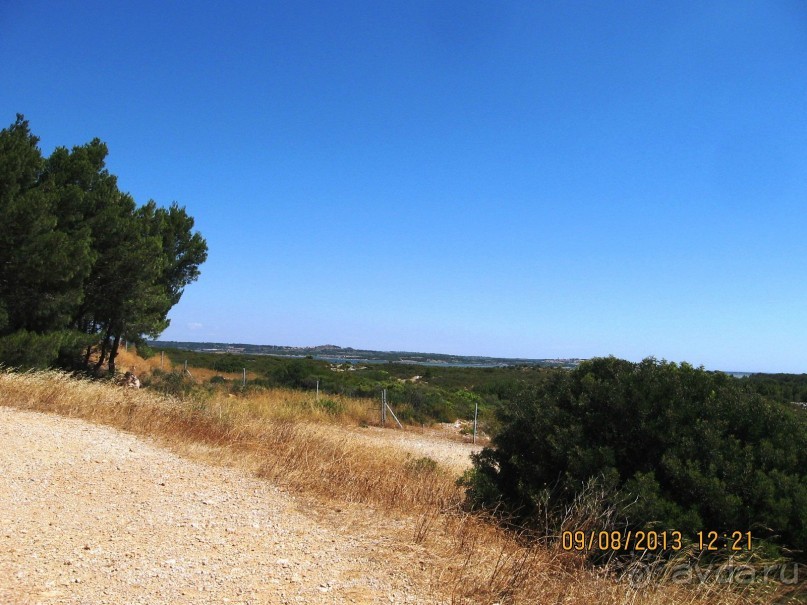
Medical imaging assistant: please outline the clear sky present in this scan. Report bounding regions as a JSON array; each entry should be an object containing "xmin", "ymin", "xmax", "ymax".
[{"xmin": 2, "ymin": 1, "xmax": 806, "ymax": 372}]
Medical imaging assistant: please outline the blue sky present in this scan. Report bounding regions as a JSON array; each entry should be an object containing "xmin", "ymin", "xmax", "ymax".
[{"xmin": 2, "ymin": 1, "xmax": 806, "ymax": 371}]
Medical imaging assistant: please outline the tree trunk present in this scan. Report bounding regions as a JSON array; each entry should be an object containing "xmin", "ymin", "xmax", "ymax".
[
  {"xmin": 94, "ymin": 325, "xmax": 112, "ymax": 373},
  {"xmin": 108, "ymin": 332, "xmax": 121, "ymax": 376}
]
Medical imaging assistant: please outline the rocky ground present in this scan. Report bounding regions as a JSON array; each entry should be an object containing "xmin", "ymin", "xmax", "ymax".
[{"xmin": 0, "ymin": 407, "xmax": 449, "ymax": 604}]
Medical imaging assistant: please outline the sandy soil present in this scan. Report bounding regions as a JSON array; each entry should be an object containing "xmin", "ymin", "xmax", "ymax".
[{"xmin": 0, "ymin": 408, "xmax": 448, "ymax": 604}]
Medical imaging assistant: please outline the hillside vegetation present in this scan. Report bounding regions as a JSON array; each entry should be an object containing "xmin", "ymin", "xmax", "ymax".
[
  {"xmin": 149, "ymin": 344, "xmax": 554, "ymax": 430},
  {"xmin": 1, "ymin": 366, "xmax": 804, "ymax": 603},
  {"xmin": 134, "ymin": 347, "xmax": 807, "ymax": 565}
]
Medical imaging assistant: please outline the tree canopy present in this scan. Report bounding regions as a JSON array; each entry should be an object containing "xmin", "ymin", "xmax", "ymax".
[{"xmin": 0, "ymin": 114, "xmax": 207, "ymax": 372}]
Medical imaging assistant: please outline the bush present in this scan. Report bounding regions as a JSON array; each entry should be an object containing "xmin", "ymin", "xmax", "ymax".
[
  {"xmin": 212, "ymin": 353, "xmax": 244, "ymax": 374},
  {"xmin": 270, "ymin": 359, "xmax": 318, "ymax": 388},
  {"xmin": 316, "ymin": 397, "xmax": 342, "ymax": 415},
  {"xmin": 465, "ymin": 357, "xmax": 807, "ymax": 560},
  {"xmin": 405, "ymin": 456, "xmax": 439, "ymax": 475},
  {"xmin": 146, "ymin": 370, "xmax": 206, "ymax": 400}
]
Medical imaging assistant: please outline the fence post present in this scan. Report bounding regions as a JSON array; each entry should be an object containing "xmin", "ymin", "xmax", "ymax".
[
  {"xmin": 316, "ymin": 379, "xmax": 319, "ymax": 400},
  {"xmin": 473, "ymin": 401, "xmax": 478, "ymax": 445},
  {"xmin": 243, "ymin": 368, "xmax": 246, "ymax": 386},
  {"xmin": 379, "ymin": 389, "xmax": 402, "ymax": 429},
  {"xmin": 386, "ymin": 401, "xmax": 404, "ymax": 430}
]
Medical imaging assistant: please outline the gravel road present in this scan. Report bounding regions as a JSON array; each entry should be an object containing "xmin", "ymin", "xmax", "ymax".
[{"xmin": 0, "ymin": 407, "xmax": 443, "ymax": 604}]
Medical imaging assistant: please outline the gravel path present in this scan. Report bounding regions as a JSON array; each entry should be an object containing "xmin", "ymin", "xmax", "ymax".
[{"xmin": 0, "ymin": 408, "xmax": 443, "ymax": 604}]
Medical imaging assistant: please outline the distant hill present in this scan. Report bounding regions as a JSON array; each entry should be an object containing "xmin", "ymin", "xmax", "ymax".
[{"xmin": 147, "ymin": 340, "xmax": 583, "ymax": 369}]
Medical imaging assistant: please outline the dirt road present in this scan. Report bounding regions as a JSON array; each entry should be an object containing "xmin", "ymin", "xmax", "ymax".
[{"xmin": 0, "ymin": 407, "xmax": 443, "ymax": 604}]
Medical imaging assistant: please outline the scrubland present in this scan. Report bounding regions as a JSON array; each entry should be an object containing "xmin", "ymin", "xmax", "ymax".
[{"xmin": 0, "ymin": 366, "xmax": 801, "ymax": 604}]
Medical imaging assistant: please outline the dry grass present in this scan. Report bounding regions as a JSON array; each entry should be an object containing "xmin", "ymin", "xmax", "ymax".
[
  {"xmin": 114, "ymin": 347, "xmax": 261, "ymax": 382},
  {"xmin": 222, "ymin": 386, "xmax": 378, "ymax": 425},
  {"xmin": 0, "ymin": 369, "xmax": 800, "ymax": 604}
]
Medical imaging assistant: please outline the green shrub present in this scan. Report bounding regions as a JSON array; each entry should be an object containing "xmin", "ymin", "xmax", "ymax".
[
  {"xmin": 147, "ymin": 370, "xmax": 198, "ymax": 399},
  {"xmin": 316, "ymin": 397, "xmax": 343, "ymax": 415},
  {"xmin": 270, "ymin": 359, "xmax": 315, "ymax": 388},
  {"xmin": 465, "ymin": 357, "xmax": 807, "ymax": 560},
  {"xmin": 406, "ymin": 456, "xmax": 439, "ymax": 475}
]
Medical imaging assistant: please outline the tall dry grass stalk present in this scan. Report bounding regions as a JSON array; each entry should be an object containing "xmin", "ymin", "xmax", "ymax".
[{"xmin": 0, "ymin": 370, "xmax": 799, "ymax": 604}]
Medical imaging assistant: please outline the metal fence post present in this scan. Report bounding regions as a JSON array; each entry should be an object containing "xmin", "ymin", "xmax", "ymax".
[{"xmin": 473, "ymin": 401, "xmax": 478, "ymax": 445}]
